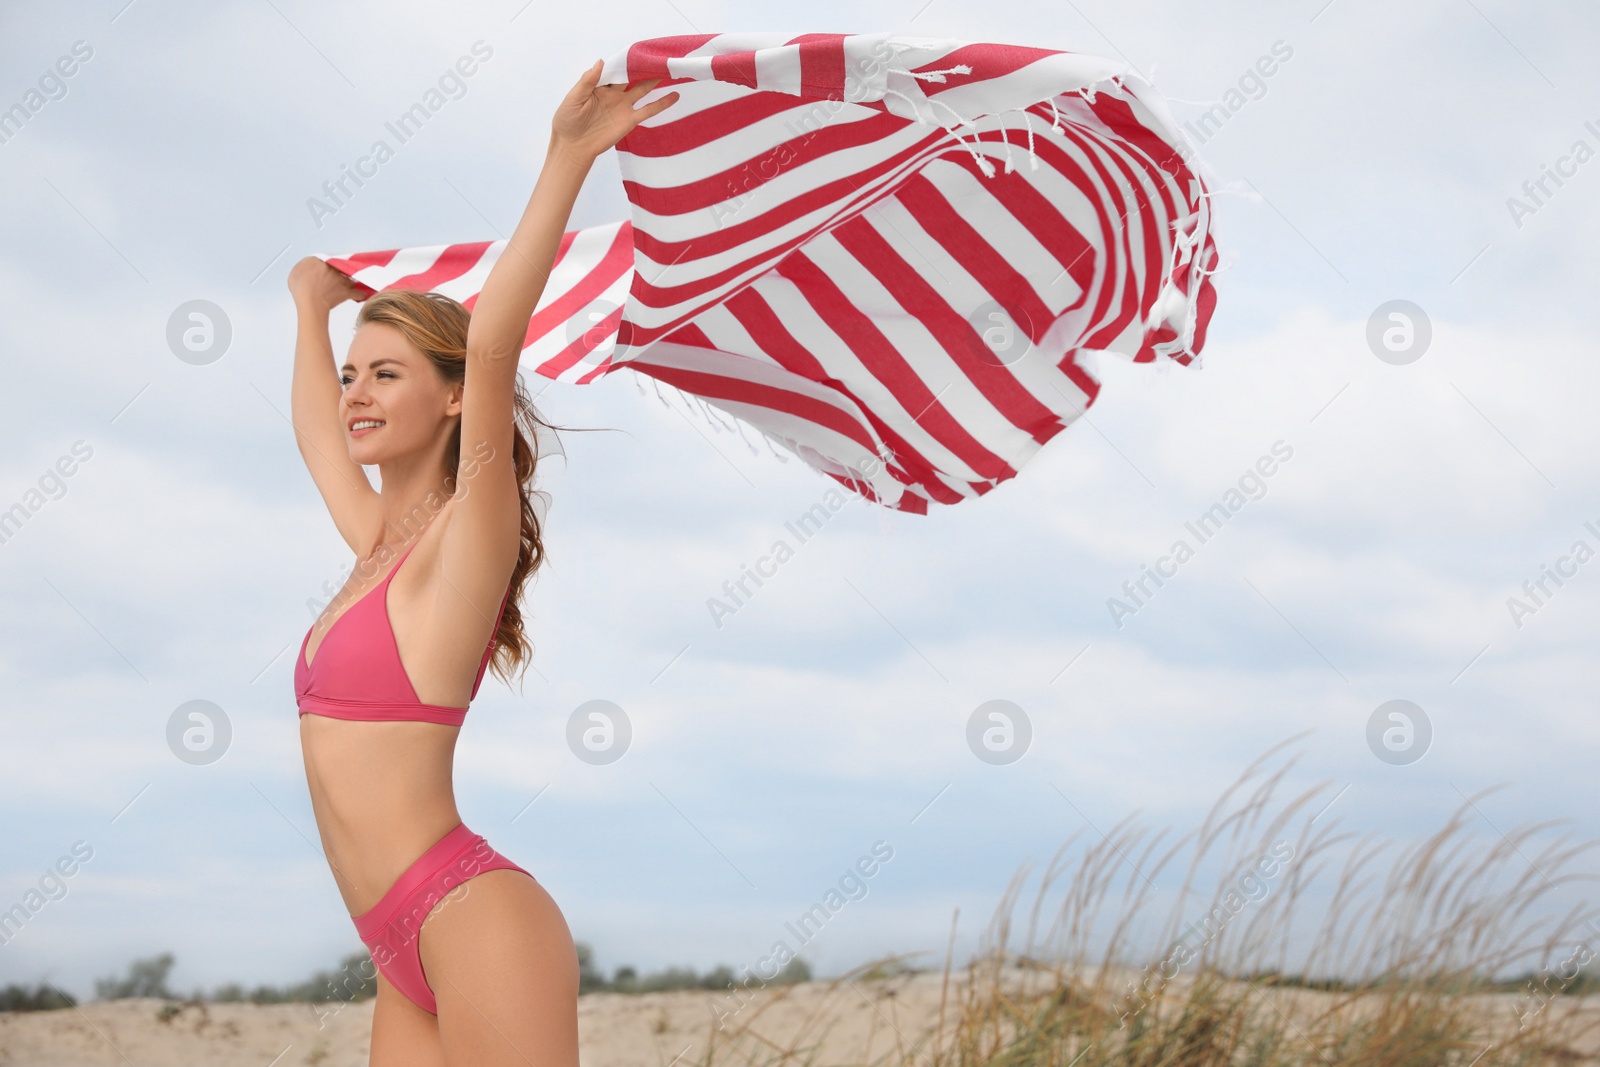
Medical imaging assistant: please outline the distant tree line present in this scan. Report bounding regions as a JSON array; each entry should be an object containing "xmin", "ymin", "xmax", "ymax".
[
  {"xmin": 0, "ymin": 942, "xmax": 813, "ymax": 1012},
  {"xmin": 576, "ymin": 942, "xmax": 812, "ymax": 994},
  {"xmin": 0, "ymin": 984, "xmax": 76, "ymax": 1012}
]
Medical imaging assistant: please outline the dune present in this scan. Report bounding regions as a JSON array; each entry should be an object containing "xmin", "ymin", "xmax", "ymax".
[
  {"xmin": 12, "ymin": 754, "xmax": 1600, "ymax": 1065},
  {"xmin": 4, "ymin": 969, "xmax": 1600, "ymax": 1066},
  {"xmin": 0, "ymin": 970, "xmax": 949, "ymax": 1067}
]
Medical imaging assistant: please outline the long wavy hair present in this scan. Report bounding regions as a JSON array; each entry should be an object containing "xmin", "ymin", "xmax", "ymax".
[{"xmin": 354, "ymin": 288, "xmax": 559, "ymax": 684}]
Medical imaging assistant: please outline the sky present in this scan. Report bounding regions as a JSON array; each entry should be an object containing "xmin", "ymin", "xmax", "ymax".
[{"xmin": 2, "ymin": 0, "xmax": 1598, "ymax": 1001}]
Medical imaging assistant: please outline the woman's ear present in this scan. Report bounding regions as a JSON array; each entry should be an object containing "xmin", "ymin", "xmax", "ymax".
[{"xmin": 445, "ymin": 380, "xmax": 464, "ymax": 417}]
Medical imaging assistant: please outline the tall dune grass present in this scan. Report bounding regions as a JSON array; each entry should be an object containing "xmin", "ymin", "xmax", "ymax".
[{"xmin": 697, "ymin": 739, "xmax": 1600, "ymax": 1066}]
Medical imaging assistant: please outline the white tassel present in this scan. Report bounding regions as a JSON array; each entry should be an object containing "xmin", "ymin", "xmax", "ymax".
[
  {"xmin": 730, "ymin": 412, "xmax": 761, "ymax": 456},
  {"xmin": 886, "ymin": 63, "xmax": 973, "ymax": 84},
  {"xmin": 760, "ymin": 431, "xmax": 791, "ymax": 463},
  {"xmin": 687, "ymin": 394, "xmax": 715, "ymax": 431},
  {"xmin": 1046, "ymin": 95, "xmax": 1065, "ymax": 133},
  {"xmin": 1018, "ymin": 107, "xmax": 1040, "ymax": 171},
  {"xmin": 881, "ymin": 85, "xmax": 929, "ymax": 124},
  {"xmin": 995, "ymin": 110, "xmax": 1015, "ymax": 173},
  {"xmin": 925, "ymin": 96, "xmax": 995, "ymax": 177},
  {"xmin": 698, "ymin": 395, "xmax": 737, "ymax": 433}
]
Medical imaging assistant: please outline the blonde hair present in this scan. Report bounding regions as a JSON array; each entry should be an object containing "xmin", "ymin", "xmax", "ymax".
[{"xmin": 355, "ymin": 288, "xmax": 554, "ymax": 683}]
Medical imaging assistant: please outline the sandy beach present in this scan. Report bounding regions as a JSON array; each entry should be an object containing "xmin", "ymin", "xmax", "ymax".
[
  {"xmin": 4, "ymin": 967, "xmax": 1599, "ymax": 1067},
  {"xmin": 0, "ymin": 970, "xmax": 950, "ymax": 1067}
]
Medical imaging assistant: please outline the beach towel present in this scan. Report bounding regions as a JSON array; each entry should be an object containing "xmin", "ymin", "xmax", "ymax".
[{"xmin": 320, "ymin": 32, "xmax": 1221, "ymax": 513}]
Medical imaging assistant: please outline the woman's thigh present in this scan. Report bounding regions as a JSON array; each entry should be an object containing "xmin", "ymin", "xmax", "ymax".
[
  {"xmin": 370, "ymin": 971, "xmax": 446, "ymax": 1067},
  {"xmin": 419, "ymin": 868, "xmax": 580, "ymax": 1067}
]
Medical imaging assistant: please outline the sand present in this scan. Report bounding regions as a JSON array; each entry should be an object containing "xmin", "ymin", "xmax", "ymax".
[
  {"xmin": 0, "ymin": 971, "xmax": 952, "ymax": 1067},
  {"xmin": 4, "ymin": 969, "xmax": 1598, "ymax": 1066}
]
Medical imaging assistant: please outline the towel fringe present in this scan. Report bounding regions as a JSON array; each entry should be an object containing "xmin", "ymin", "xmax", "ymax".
[
  {"xmin": 889, "ymin": 62, "xmax": 973, "ymax": 85},
  {"xmin": 883, "ymin": 61, "xmax": 1138, "ymax": 179},
  {"xmin": 922, "ymin": 95, "xmax": 996, "ymax": 177},
  {"xmin": 759, "ymin": 430, "xmax": 792, "ymax": 463},
  {"xmin": 1046, "ymin": 96, "xmax": 1065, "ymax": 133}
]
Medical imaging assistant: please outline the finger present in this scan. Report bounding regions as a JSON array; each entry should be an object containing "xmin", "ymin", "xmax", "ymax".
[
  {"xmin": 568, "ymin": 59, "xmax": 602, "ymax": 97},
  {"xmin": 620, "ymin": 77, "xmax": 663, "ymax": 100},
  {"xmin": 635, "ymin": 90, "xmax": 680, "ymax": 120},
  {"xmin": 622, "ymin": 77, "xmax": 664, "ymax": 101}
]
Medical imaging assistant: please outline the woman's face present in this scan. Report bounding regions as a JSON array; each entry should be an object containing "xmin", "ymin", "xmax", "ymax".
[{"xmin": 340, "ymin": 322, "xmax": 461, "ymax": 467}]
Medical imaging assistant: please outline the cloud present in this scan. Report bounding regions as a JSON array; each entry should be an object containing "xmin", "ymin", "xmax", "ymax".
[{"xmin": 2, "ymin": 0, "xmax": 1597, "ymax": 997}]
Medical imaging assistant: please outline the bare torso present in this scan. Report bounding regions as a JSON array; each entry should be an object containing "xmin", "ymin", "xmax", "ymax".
[{"xmin": 297, "ymin": 502, "xmax": 502, "ymax": 916}]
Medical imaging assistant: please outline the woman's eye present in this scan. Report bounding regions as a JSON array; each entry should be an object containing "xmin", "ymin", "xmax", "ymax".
[
  {"xmin": 376, "ymin": 370, "xmax": 395, "ymax": 379},
  {"xmin": 338, "ymin": 375, "xmax": 352, "ymax": 386}
]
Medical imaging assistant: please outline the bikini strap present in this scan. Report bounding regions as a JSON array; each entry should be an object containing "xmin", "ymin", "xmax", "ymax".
[
  {"xmin": 491, "ymin": 583, "xmax": 512, "ymax": 632},
  {"xmin": 471, "ymin": 584, "xmax": 515, "ymax": 697},
  {"xmin": 380, "ymin": 540, "xmax": 421, "ymax": 587}
]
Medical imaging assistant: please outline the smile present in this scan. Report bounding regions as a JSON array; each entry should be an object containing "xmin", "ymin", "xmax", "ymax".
[{"xmin": 349, "ymin": 419, "xmax": 385, "ymax": 435}]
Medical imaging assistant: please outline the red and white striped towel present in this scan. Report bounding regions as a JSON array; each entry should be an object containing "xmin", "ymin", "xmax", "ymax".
[{"xmin": 322, "ymin": 32, "xmax": 1221, "ymax": 513}]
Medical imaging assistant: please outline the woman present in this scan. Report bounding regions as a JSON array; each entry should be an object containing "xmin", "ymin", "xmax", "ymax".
[{"xmin": 284, "ymin": 61, "xmax": 678, "ymax": 1066}]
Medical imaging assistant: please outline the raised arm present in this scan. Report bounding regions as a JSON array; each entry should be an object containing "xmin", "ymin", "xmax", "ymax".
[
  {"xmin": 441, "ymin": 62, "xmax": 678, "ymax": 604},
  {"xmin": 287, "ymin": 258, "xmax": 380, "ymax": 552},
  {"xmin": 465, "ymin": 63, "xmax": 676, "ymax": 361}
]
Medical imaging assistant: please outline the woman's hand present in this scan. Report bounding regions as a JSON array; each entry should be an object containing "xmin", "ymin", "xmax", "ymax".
[
  {"xmin": 549, "ymin": 59, "xmax": 680, "ymax": 163},
  {"xmin": 288, "ymin": 256, "xmax": 367, "ymax": 314}
]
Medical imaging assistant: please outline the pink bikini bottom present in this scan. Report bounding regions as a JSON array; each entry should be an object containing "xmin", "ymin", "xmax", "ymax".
[{"xmin": 352, "ymin": 822, "xmax": 533, "ymax": 1015}]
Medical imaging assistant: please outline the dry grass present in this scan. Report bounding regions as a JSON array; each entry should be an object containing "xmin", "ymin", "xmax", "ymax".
[{"xmin": 690, "ymin": 738, "xmax": 1600, "ymax": 1067}]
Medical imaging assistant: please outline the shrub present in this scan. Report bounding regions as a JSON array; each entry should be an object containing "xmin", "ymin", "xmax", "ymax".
[
  {"xmin": 94, "ymin": 952, "xmax": 174, "ymax": 1000},
  {"xmin": 0, "ymin": 983, "xmax": 76, "ymax": 1012},
  {"xmin": 688, "ymin": 738, "xmax": 1600, "ymax": 1067}
]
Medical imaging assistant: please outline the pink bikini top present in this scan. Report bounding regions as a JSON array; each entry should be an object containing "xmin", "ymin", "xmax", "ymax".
[{"xmin": 295, "ymin": 542, "xmax": 508, "ymax": 728}]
